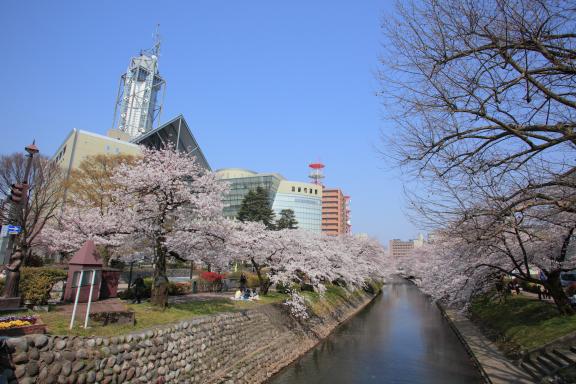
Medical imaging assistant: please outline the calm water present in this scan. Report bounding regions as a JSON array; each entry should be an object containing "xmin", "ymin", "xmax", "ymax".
[{"xmin": 269, "ymin": 279, "xmax": 483, "ymax": 384}]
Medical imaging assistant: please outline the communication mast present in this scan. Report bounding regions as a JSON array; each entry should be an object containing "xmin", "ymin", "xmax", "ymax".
[
  {"xmin": 308, "ymin": 162, "xmax": 325, "ymax": 186},
  {"xmin": 111, "ymin": 25, "xmax": 166, "ymax": 139}
]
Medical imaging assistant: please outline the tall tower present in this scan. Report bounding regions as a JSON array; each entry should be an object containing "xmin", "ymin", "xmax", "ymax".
[
  {"xmin": 308, "ymin": 162, "xmax": 325, "ymax": 185},
  {"xmin": 112, "ymin": 26, "xmax": 166, "ymax": 139}
]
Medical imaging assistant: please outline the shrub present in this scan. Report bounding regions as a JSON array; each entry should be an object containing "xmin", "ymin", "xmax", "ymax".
[
  {"xmin": 246, "ymin": 273, "xmax": 260, "ymax": 288},
  {"xmin": 20, "ymin": 267, "xmax": 67, "ymax": 305},
  {"xmin": 168, "ymin": 282, "xmax": 191, "ymax": 296},
  {"xmin": 276, "ymin": 281, "xmax": 290, "ymax": 294},
  {"xmin": 200, "ymin": 271, "xmax": 226, "ymax": 282},
  {"xmin": 519, "ymin": 280, "xmax": 540, "ymax": 294},
  {"xmin": 199, "ymin": 272, "xmax": 226, "ymax": 292}
]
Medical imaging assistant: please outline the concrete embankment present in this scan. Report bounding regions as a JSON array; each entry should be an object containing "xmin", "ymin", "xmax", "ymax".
[
  {"xmin": 438, "ymin": 305, "xmax": 535, "ymax": 384},
  {"xmin": 0, "ymin": 290, "xmax": 377, "ymax": 384}
]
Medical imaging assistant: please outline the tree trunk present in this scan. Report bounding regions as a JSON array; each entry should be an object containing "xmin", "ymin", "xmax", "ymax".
[
  {"xmin": 150, "ymin": 241, "xmax": 169, "ymax": 309},
  {"xmin": 545, "ymin": 271, "xmax": 575, "ymax": 316},
  {"xmin": 251, "ymin": 258, "xmax": 271, "ymax": 296}
]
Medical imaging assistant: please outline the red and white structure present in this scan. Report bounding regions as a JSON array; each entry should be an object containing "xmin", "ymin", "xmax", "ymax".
[{"xmin": 308, "ymin": 162, "xmax": 325, "ymax": 186}]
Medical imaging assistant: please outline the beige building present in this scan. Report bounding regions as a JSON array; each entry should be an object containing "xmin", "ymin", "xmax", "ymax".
[
  {"xmin": 53, "ymin": 129, "xmax": 141, "ymax": 175},
  {"xmin": 389, "ymin": 234, "xmax": 426, "ymax": 258},
  {"xmin": 53, "ymin": 115, "xmax": 211, "ymax": 174},
  {"xmin": 322, "ymin": 188, "xmax": 350, "ymax": 236}
]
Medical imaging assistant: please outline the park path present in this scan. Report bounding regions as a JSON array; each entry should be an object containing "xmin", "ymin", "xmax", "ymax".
[{"xmin": 56, "ymin": 298, "xmax": 127, "ymax": 314}]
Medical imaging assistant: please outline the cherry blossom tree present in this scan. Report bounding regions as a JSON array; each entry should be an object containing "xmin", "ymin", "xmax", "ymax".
[
  {"xmin": 226, "ymin": 221, "xmax": 287, "ymax": 295},
  {"xmin": 401, "ymin": 204, "xmax": 576, "ymax": 315},
  {"xmin": 45, "ymin": 147, "xmax": 228, "ymax": 308},
  {"xmin": 266, "ymin": 230, "xmax": 391, "ymax": 294}
]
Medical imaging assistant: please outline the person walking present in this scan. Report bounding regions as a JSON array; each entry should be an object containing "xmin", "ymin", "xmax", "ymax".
[
  {"xmin": 131, "ymin": 275, "xmax": 146, "ymax": 304},
  {"xmin": 239, "ymin": 273, "xmax": 247, "ymax": 293},
  {"xmin": 538, "ymin": 285, "xmax": 544, "ymax": 300}
]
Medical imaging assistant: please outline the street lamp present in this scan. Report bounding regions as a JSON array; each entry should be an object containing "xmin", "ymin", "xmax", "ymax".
[
  {"xmin": 14, "ymin": 141, "xmax": 39, "ymax": 229},
  {"xmin": 23, "ymin": 141, "xmax": 39, "ymax": 185}
]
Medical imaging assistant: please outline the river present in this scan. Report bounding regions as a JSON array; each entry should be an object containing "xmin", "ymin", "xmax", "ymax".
[{"xmin": 269, "ymin": 278, "xmax": 483, "ymax": 384}]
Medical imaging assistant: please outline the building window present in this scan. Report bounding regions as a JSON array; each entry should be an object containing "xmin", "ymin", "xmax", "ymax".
[
  {"xmin": 292, "ymin": 186, "xmax": 295, "ymax": 192},
  {"xmin": 105, "ymin": 145, "xmax": 110, "ymax": 152},
  {"xmin": 304, "ymin": 188, "xmax": 307, "ymax": 193},
  {"xmin": 315, "ymin": 189, "xmax": 318, "ymax": 194},
  {"xmin": 298, "ymin": 187, "xmax": 301, "ymax": 192}
]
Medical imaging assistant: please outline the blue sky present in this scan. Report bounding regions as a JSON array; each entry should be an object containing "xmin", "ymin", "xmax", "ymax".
[{"xmin": 0, "ymin": 0, "xmax": 420, "ymax": 243}]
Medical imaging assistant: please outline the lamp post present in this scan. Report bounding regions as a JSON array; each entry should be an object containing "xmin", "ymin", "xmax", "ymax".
[{"xmin": 18, "ymin": 141, "xmax": 39, "ymax": 228}]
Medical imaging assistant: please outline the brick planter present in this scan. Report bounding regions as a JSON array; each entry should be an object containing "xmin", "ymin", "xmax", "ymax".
[{"xmin": 0, "ymin": 319, "xmax": 46, "ymax": 337}]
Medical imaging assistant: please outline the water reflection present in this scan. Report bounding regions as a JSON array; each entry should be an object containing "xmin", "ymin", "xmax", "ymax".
[{"xmin": 269, "ymin": 279, "xmax": 482, "ymax": 384}]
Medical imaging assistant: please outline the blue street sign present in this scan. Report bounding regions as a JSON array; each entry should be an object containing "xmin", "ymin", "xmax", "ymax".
[{"xmin": 6, "ymin": 225, "xmax": 21, "ymax": 235}]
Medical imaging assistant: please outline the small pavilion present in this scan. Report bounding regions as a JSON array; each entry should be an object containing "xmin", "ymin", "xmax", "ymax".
[{"xmin": 63, "ymin": 240, "xmax": 103, "ymax": 303}]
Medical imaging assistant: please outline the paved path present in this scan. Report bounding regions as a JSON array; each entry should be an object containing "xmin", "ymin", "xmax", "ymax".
[
  {"xmin": 168, "ymin": 292, "xmax": 234, "ymax": 304},
  {"xmin": 443, "ymin": 309, "xmax": 536, "ymax": 384}
]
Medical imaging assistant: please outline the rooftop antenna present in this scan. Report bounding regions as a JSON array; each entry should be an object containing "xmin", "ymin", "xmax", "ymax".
[{"xmin": 308, "ymin": 162, "xmax": 325, "ymax": 186}]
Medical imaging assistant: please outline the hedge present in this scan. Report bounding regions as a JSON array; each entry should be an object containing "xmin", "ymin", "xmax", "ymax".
[{"xmin": 20, "ymin": 267, "xmax": 67, "ymax": 305}]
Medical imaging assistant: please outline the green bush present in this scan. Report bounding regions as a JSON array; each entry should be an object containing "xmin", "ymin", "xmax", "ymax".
[
  {"xmin": 246, "ymin": 272, "xmax": 261, "ymax": 288},
  {"xmin": 275, "ymin": 281, "xmax": 290, "ymax": 294},
  {"xmin": 519, "ymin": 280, "xmax": 541, "ymax": 294},
  {"xmin": 20, "ymin": 267, "xmax": 67, "ymax": 305}
]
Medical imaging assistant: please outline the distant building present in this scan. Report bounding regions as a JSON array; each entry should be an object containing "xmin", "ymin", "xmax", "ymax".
[
  {"xmin": 389, "ymin": 239, "xmax": 415, "ymax": 258},
  {"xmin": 215, "ymin": 168, "xmax": 323, "ymax": 232},
  {"xmin": 321, "ymin": 188, "xmax": 350, "ymax": 236},
  {"xmin": 389, "ymin": 234, "xmax": 425, "ymax": 258},
  {"xmin": 52, "ymin": 115, "xmax": 210, "ymax": 174},
  {"xmin": 413, "ymin": 233, "xmax": 425, "ymax": 248}
]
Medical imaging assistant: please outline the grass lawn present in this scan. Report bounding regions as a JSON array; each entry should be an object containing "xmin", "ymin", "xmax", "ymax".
[
  {"xmin": 471, "ymin": 296, "xmax": 576, "ymax": 352},
  {"xmin": 12, "ymin": 292, "xmax": 287, "ymax": 337},
  {"xmin": 302, "ymin": 284, "xmax": 370, "ymax": 316}
]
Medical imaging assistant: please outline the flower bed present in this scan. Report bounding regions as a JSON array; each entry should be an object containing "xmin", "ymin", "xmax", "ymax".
[{"xmin": 0, "ymin": 315, "xmax": 46, "ymax": 336}]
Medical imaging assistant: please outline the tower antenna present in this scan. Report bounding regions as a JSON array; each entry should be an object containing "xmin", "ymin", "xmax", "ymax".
[
  {"xmin": 153, "ymin": 23, "xmax": 161, "ymax": 57},
  {"xmin": 308, "ymin": 162, "xmax": 325, "ymax": 186},
  {"xmin": 111, "ymin": 25, "xmax": 166, "ymax": 138}
]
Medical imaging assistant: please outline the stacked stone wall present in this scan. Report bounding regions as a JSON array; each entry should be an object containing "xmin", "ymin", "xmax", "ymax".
[{"xmin": 0, "ymin": 291, "xmax": 376, "ymax": 384}]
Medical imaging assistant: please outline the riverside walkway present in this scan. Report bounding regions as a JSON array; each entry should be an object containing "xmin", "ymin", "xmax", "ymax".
[{"xmin": 443, "ymin": 309, "xmax": 535, "ymax": 384}]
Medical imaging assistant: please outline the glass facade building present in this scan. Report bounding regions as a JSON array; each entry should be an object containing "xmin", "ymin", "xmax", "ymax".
[{"xmin": 215, "ymin": 169, "xmax": 322, "ymax": 232}]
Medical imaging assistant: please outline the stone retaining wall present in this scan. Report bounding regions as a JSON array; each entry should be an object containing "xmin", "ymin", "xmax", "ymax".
[{"xmin": 0, "ymin": 291, "xmax": 376, "ymax": 384}]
